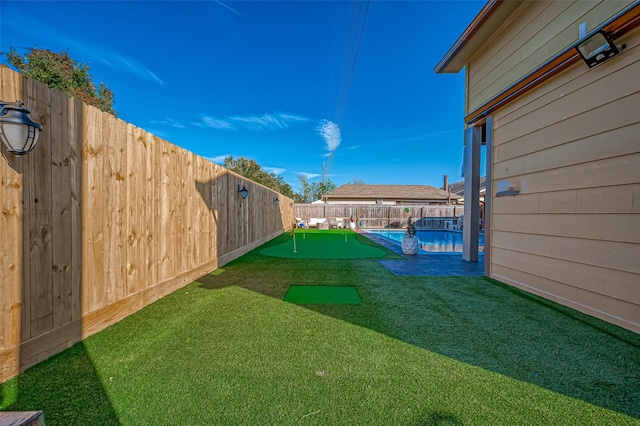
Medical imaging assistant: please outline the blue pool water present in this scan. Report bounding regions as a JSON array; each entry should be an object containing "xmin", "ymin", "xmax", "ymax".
[{"xmin": 366, "ymin": 230, "xmax": 484, "ymax": 253}]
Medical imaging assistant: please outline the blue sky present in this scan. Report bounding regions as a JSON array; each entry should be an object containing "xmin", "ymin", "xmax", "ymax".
[{"xmin": 1, "ymin": 0, "xmax": 485, "ymax": 191}]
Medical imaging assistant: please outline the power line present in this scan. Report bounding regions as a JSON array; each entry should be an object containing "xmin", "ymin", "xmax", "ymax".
[{"xmin": 327, "ymin": 0, "xmax": 370, "ymax": 176}]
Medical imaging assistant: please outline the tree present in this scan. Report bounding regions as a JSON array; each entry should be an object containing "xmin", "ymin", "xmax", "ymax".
[
  {"xmin": 294, "ymin": 175, "xmax": 336, "ymax": 203},
  {"xmin": 223, "ymin": 156, "xmax": 294, "ymax": 198},
  {"xmin": 346, "ymin": 177, "xmax": 365, "ymax": 185},
  {"xmin": 4, "ymin": 47, "xmax": 116, "ymax": 115},
  {"xmin": 294, "ymin": 176, "xmax": 313, "ymax": 203}
]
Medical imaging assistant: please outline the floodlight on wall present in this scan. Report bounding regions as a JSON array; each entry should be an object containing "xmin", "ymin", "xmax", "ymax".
[
  {"xmin": 576, "ymin": 30, "xmax": 621, "ymax": 68},
  {"xmin": 238, "ymin": 184, "xmax": 249, "ymax": 199},
  {"xmin": 0, "ymin": 100, "xmax": 43, "ymax": 155},
  {"xmin": 274, "ymin": 197, "xmax": 279, "ymax": 206}
]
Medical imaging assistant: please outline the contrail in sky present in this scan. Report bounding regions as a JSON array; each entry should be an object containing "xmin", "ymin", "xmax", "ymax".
[{"xmin": 215, "ymin": 1, "xmax": 241, "ymax": 15}]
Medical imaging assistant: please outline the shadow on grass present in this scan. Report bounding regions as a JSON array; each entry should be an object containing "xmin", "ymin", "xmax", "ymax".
[
  {"xmin": 197, "ymin": 232, "xmax": 640, "ymax": 420},
  {"xmin": 0, "ymin": 342, "xmax": 120, "ymax": 425},
  {"xmin": 420, "ymin": 411, "xmax": 464, "ymax": 426}
]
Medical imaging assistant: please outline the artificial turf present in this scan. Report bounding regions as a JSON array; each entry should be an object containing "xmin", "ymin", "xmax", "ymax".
[
  {"xmin": 284, "ymin": 285, "xmax": 362, "ymax": 304},
  {"xmin": 260, "ymin": 229, "xmax": 387, "ymax": 259},
  {"xmin": 1, "ymin": 231, "xmax": 638, "ymax": 425}
]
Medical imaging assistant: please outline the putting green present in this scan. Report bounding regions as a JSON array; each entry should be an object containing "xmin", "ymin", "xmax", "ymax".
[
  {"xmin": 284, "ymin": 285, "xmax": 361, "ymax": 304},
  {"xmin": 261, "ymin": 229, "xmax": 386, "ymax": 259}
]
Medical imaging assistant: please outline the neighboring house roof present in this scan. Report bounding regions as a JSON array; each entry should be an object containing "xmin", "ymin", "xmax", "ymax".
[
  {"xmin": 325, "ymin": 184, "xmax": 461, "ymax": 202},
  {"xmin": 446, "ymin": 177, "xmax": 487, "ymax": 197}
]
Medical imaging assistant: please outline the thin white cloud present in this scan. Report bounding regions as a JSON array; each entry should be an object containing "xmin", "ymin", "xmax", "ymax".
[
  {"xmin": 215, "ymin": 0, "xmax": 241, "ymax": 15},
  {"xmin": 147, "ymin": 70, "xmax": 164, "ymax": 86},
  {"xmin": 228, "ymin": 114, "xmax": 289, "ymax": 131},
  {"xmin": 278, "ymin": 114, "xmax": 312, "ymax": 124},
  {"xmin": 3, "ymin": 10, "xmax": 163, "ymax": 86},
  {"xmin": 150, "ymin": 118, "xmax": 186, "ymax": 129},
  {"xmin": 296, "ymin": 172, "xmax": 322, "ymax": 180},
  {"xmin": 316, "ymin": 120, "xmax": 341, "ymax": 152},
  {"xmin": 201, "ymin": 113, "xmax": 311, "ymax": 132},
  {"xmin": 264, "ymin": 166, "xmax": 286, "ymax": 175},
  {"xmin": 202, "ymin": 117, "xmax": 235, "ymax": 130},
  {"xmin": 207, "ymin": 154, "xmax": 231, "ymax": 164},
  {"xmin": 111, "ymin": 54, "xmax": 164, "ymax": 86}
]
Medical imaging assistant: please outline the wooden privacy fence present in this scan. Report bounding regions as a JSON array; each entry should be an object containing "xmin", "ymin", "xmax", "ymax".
[
  {"xmin": 294, "ymin": 204, "xmax": 462, "ymax": 229},
  {"xmin": 0, "ymin": 67, "xmax": 294, "ymax": 382}
]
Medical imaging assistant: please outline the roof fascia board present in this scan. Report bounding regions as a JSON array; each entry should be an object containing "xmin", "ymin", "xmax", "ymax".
[
  {"xmin": 435, "ymin": 0, "xmax": 524, "ymax": 74},
  {"xmin": 464, "ymin": 1, "xmax": 640, "ymax": 124}
]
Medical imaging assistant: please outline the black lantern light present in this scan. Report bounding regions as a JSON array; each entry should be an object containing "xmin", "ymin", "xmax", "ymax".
[
  {"xmin": 238, "ymin": 185, "xmax": 249, "ymax": 199},
  {"xmin": 0, "ymin": 100, "xmax": 43, "ymax": 155}
]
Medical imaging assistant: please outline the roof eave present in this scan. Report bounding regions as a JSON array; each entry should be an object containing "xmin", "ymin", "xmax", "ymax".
[{"xmin": 434, "ymin": 0, "xmax": 524, "ymax": 74}]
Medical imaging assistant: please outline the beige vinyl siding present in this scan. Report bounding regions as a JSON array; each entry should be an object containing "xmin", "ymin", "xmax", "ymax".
[
  {"xmin": 488, "ymin": 24, "xmax": 640, "ymax": 332},
  {"xmin": 467, "ymin": 0, "xmax": 633, "ymax": 114}
]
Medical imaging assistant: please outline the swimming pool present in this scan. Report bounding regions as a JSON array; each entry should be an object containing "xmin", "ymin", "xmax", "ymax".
[{"xmin": 366, "ymin": 229, "xmax": 484, "ymax": 253}]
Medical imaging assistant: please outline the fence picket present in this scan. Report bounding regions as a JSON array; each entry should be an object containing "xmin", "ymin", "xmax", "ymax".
[
  {"xmin": 294, "ymin": 204, "xmax": 461, "ymax": 229},
  {"xmin": 0, "ymin": 68, "xmax": 295, "ymax": 382}
]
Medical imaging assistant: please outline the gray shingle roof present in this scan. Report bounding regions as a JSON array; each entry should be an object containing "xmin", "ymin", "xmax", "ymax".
[{"xmin": 325, "ymin": 184, "xmax": 461, "ymax": 201}]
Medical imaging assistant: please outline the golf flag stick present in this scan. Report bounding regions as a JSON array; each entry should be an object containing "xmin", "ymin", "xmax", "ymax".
[{"xmin": 293, "ymin": 230, "xmax": 297, "ymax": 253}]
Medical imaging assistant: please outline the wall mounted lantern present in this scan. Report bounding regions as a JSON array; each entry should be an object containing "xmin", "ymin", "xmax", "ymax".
[
  {"xmin": 238, "ymin": 184, "xmax": 249, "ymax": 199},
  {"xmin": 274, "ymin": 197, "xmax": 279, "ymax": 206},
  {"xmin": 0, "ymin": 100, "xmax": 43, "ymax": 155},
  {"xmin": 576, "ymin": 30, "xmax": 621, "ymax": 68}
]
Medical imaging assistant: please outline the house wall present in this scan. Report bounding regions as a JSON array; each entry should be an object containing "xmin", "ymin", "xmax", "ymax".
[
  {"xmin": 0, "ymin": 68, "xmax": 294, "ymax": 382},
  {"xmin": 486, "ymin": 22, "xmax": 640, "ymax": 333},
  {"xmin": 467, "ymin": 0, "xmax": 633, "ymax": 114}
]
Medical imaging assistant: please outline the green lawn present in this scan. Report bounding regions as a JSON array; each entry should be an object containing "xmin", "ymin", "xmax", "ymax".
[{"xmin": 1, "ymin": 231, "xmax": 638, "ymax": 425}]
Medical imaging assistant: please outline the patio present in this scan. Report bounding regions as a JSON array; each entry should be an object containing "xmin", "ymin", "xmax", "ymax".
[
  {"xmin": 359, "ymin": 229, "xmax": 485, "ymax": 276},
  {"xmin": 1, "ymin": 230, "xmax": 638, "ymax": 425}
]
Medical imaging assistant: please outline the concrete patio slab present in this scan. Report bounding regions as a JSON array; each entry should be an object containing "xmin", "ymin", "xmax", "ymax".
[{"xmin": 360, "ymin": 230, "xmax": 485, "ymax": 276}]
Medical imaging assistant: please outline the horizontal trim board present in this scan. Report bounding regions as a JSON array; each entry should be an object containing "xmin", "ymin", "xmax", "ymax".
[
  {"xmin": 493, "ymin": 53, "xmax": 640, "ymax": 149},
  {"xmin": 469, "ymin": 1, "xmax": 633, "ymax": 111},
  {"xmin": 465, "ymin": 2, "xmax": 640, "ymax": 124},
  {"xmin": 468, "ymin": 1, "xmax": 563, "ymax": 90},
  {"xmin": 434, "ymin": 0, "xmax": 524, "ymax": 73},
  {"xmin": 493, "ymin": 30, "xmax": 640, "ymax": 132}
]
